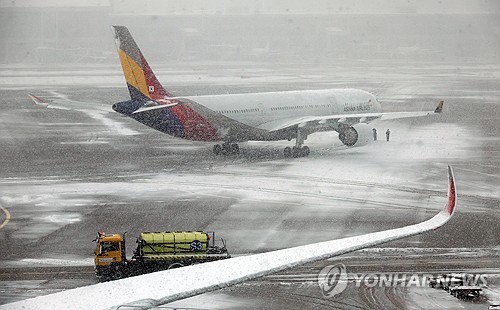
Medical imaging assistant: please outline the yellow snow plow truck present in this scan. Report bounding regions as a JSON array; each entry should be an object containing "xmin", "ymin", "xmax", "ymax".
[{"xmin": 93, "ymin": 231, "xmax": 230, "ymax": 280}]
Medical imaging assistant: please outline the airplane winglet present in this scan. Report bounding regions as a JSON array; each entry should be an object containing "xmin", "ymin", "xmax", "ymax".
[
  {"xmin": 444, "ymin": 165, "xmax": 457, "ymax": 216},
  {"xmin": 434, "ymin": 100, "xmax": 444, "ymax": 113},
  {"xmin": 28, "ymin": 94, "xmax": 49, "ymax": 107}
]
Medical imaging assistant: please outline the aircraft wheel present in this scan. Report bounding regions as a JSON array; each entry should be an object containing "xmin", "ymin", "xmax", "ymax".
[
  {"xmin": 301, "ymin": 146, "xmax": 310, "ymax": 157},
  {"xmin": 221, "ymin": 143, "xmax": 230, "ymax": 155},
  {"xmin": 292, "ymin": 146, "xmax": 302, "ymax": 158},
  {"xmin": 213, "ymin": 144, "xmax": 222, "ymax": 155},
  {"xmin": 231, "ymin": 143, "xmax": 240, "ymax": 154},
  {"xmin": 284, "ymin": 147, "xmax": 292, "ymax": 158}
]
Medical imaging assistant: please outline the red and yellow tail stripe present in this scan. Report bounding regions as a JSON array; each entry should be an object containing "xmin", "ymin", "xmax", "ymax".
[
  {"xmin": 113, "ymin": 26, "xmax": 171, "ymax": 101},
  {"xmin": 113, "ymin": 26, "xmax": 220, "ymax": 141}
]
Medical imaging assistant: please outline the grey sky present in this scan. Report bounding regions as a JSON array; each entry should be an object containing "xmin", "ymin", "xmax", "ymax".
[
  {"xmin": 1, "ymin": 0, "xmax": 499, "ymax": 64},
  {"xmin": 1, "ymin": 0, "xmax": 499, "ymax": 14}
]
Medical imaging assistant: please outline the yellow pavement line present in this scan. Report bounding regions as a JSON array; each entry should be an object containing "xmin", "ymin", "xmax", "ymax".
[{"xmin": 0, "ymin": 206, "xmax": 11, "ymax": 230}]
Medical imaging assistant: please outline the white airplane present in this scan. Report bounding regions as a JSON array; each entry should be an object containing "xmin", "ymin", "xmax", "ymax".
[
  {"xmin": 29, "ymin": 26, "xmax": 443, "ymax": 158},
  {"xmin": 2, "ymin": 166, "xmax": 457, "ymax": 309}
]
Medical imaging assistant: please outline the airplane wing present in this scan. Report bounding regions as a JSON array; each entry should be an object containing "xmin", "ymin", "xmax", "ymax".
[
  {"xmin": 259, "ymin": 100, "xmax": 443, "ymax": 132},
  {"xmin": 2, "ymin": 166, "xmax": 457, "ymax": 310},
  {"xmin": 28, "ymin": 94, "xmax": 113, "ymax": 114}
]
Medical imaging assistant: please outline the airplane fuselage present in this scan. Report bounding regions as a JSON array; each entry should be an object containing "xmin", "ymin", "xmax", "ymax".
[
  {"xmin": 113, "ymin": 87, "xmax": 382, "ymax": 145},
  {"xmin": 184, "ymin": 88, "xmax": 380, "ymax": 129}
]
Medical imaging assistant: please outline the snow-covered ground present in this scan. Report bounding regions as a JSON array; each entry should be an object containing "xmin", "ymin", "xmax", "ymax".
[
  {"xmin": 0, "ymin": 61, "xmax": 498, "ymax": 308},
  {"xmin": 0, "ymin": 121, "xmax": 471, "ymax": 243}
]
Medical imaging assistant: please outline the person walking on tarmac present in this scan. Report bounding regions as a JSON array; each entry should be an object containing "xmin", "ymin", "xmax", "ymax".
[
  {"xmin": 386, "ymin": 129, "xmax": 391, "ymax": 141},
  {"xmin": 372, "ymin": 128, "xmax": 377, "ymax": 141}
]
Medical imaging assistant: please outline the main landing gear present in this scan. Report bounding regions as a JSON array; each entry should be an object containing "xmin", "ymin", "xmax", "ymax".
[
  {"xmin": 284, "ymin": 146, "xmax": 310, "ymax": 158},
  {"xmin": 284, "ymin": 128, "xmax": 310, "ymax": 158},
  {"xmin": 213, "ymin": 142, "xmax": 240, "ymax": 155}
]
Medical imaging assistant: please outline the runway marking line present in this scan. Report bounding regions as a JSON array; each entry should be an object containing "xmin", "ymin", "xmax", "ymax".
[{"xmin": 0, "ymin": 206, "xmax": 11, "ymax": 230}]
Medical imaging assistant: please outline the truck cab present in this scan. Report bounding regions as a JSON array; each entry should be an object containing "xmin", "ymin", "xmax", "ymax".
[{"xmin": 94, "ymin": 233, "xmax": 125, "ymax": 268}]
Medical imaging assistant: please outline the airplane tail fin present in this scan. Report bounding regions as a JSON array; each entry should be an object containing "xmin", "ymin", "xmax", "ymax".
[{"xmin": 112, "ymin": 26, "xmax": 173, "ymax": 101}]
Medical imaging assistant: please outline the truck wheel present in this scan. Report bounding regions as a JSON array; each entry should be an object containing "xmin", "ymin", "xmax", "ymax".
[
  {"xmin": 113, "ymin": 270, "xmax": 124, "ymax": 280},
  {"xmin": 109, "ymin": 263, "xmax": 127, "ymax": 280}
]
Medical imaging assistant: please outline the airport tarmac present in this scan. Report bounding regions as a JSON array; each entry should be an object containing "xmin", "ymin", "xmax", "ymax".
[{"xmin": 0, "ymin": 61, "xmax": 499, "ymax": 308}]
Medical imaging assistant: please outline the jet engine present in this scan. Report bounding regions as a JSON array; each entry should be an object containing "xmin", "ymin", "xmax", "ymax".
[{"xmin": 338, "ymin": 123, "xmax": 373, "ymax": 147}]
